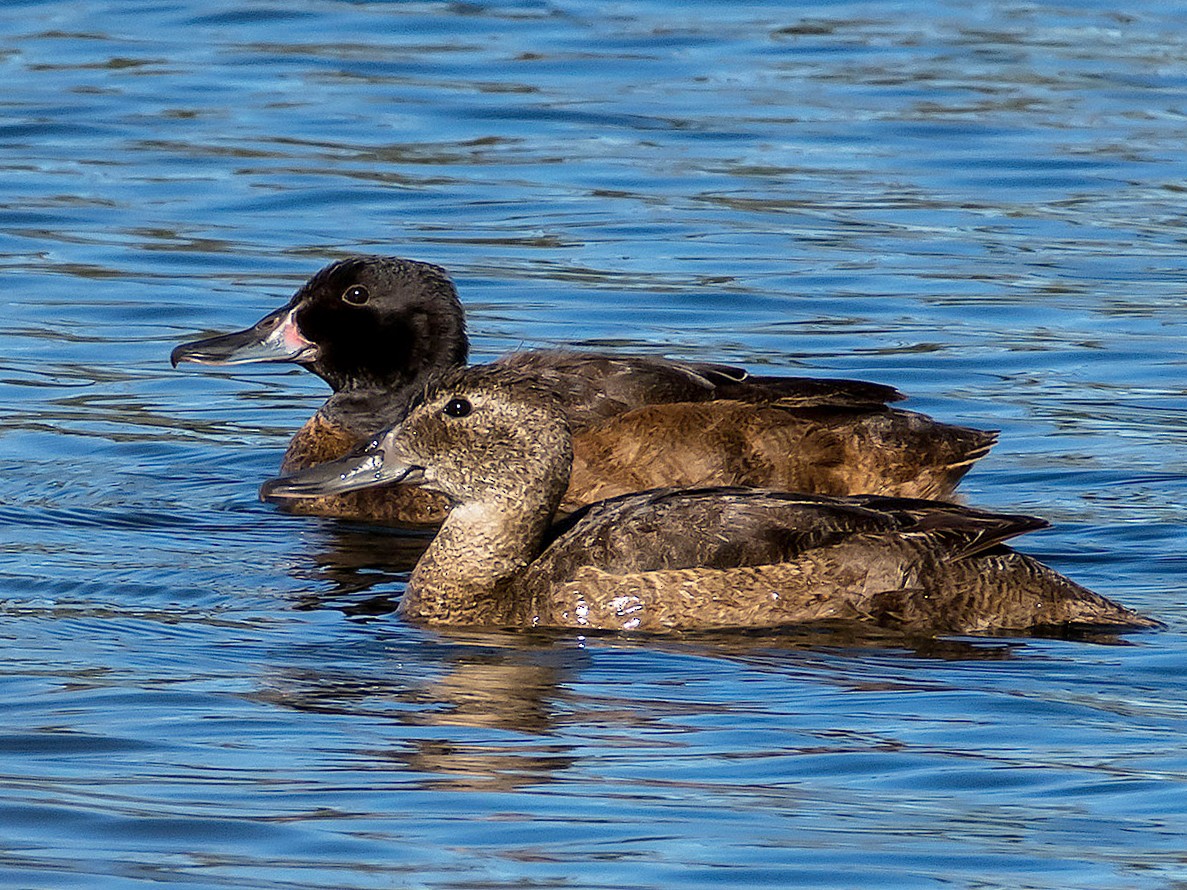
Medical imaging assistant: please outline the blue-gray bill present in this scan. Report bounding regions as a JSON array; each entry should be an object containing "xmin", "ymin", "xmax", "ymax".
[
  {"xmin": 170, "ymin": 306, "xmax": 316, "ymax": 367},
  {"xmin": 260, "ymin": 449, "xmax": 424, "ymax": 501}
]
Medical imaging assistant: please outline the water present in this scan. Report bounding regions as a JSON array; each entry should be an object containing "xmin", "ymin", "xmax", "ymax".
[{"xmin": 2, "ymin": 0, "xmax": 1187, "ymax": 886}]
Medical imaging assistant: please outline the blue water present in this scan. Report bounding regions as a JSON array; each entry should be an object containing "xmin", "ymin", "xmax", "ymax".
[{"xmin": 3, "ymin": 0, "xmax": 1187, "ymax": 887}]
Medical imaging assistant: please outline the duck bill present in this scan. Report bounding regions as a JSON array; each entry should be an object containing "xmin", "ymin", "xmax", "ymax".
[
  {"xmin": 170, "ymin": 306, "xmax": 317, "ymax": 368},
  {"xmin": 259, "ymin": 447, "xmax": 426, "ymax": 501}
]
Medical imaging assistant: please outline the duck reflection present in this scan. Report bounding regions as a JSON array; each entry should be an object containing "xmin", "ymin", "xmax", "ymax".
[
  {"xmin": 392, "ymin": 737, "xmax": 579, "ymax": 792},
  {"xmin": 285, "ymin": 522, "xmax": 430, "ymax": 615},
  {"xmin": 255, "ymin": 631, "xmax": 584, "ymax": 790}
]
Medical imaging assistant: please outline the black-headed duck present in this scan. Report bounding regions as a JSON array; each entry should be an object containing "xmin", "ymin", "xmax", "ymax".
[
  {"xmin": 260, "ymin": 365, "xmax": 1156, "ymax": 635},
  {"xmin": 172, "ymin": 256, "xmax": 997, "ymax": 525}
]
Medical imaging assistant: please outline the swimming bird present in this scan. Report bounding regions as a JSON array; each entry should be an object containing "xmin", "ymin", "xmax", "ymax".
[
  {"xmin": 172, "ymin": 256, "xmax": 996, "ymax": 524},
  {"xmin": 260, "ymin": 365, "xmax": 1156, "ymax": 634}
]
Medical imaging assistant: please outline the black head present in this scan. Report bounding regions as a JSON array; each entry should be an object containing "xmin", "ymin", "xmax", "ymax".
[
  {"xmin": 171, "ymin": 256, "xmax": 469, "ymax": 393},
  {"xmin": 291, "ymin": 256, "xmax": 469, "ymax": 390}
]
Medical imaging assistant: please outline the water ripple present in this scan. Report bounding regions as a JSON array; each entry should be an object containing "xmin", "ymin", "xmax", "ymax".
[{"xmin": 1, "ymin": 0, "xmax": 1186, "ymax": 887}]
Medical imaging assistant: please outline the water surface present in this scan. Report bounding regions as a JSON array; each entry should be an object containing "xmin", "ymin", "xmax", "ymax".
[{"xmin": 2, "ymin": 1, "xmax": 1187, "ymax": 887}]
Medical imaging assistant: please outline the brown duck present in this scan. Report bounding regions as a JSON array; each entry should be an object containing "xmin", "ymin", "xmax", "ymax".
[
  {"xmin": 172, "ymin": 256, "xmax": 996, "ymax": 525},
  {"xmin": 260, "ymin": 365, "xmax": 1157, "ymax": 635}
]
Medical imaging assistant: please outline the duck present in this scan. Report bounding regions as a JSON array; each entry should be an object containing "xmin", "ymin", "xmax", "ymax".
[
  {"xmin": 259, "ymin": 365, "xmax": 1157, "ymax": 635},
  {"xmin": 171, "ymin": 256, "xmax": 997, "ymax": 525}
]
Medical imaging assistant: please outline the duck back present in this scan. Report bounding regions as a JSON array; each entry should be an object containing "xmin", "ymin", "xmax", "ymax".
[
  {"xmin": 516, "ymin": 491, "xmax": 1155, "ymax": 634},
  {"xmin": 566, "ymin": 401, "xmax": 996, "ymax": 506}
]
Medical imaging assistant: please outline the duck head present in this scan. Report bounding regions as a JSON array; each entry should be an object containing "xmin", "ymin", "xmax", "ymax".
[
  {"xmin": 261, "ymin": 366, "xmax": 573, "ymax": 515},
  {"xmin": 171, "ymin": 256, "xmax": 470, "ymax": 391}
]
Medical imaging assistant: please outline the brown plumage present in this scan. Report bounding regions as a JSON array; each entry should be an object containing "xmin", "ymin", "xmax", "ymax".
[
  {"xmin": 259, "ymin": 366, "xmax": 1157, "ymax": 636},
  {"xmin": 171, "ymin": 256, "xmax": 997, "ymax": 525},
  {"xmin": 565, "ymin": 400, "xmax": 992, "ymax": 511}
]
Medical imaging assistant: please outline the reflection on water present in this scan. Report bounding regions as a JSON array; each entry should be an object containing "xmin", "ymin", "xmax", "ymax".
[
  {"xmin": 286, "ymin": 524, "xmax": 430, "ymax": 614},
  {"xmin": 247, "ymin": 618, "xmax": 1126, "ymax": 807},
  {"xmin": 258, "ymin": 639, "xmax": 580, "ymax": 790},
  {"xmin": 3, "ymin": 0, "xmax": 1187, "ymax": 887}
]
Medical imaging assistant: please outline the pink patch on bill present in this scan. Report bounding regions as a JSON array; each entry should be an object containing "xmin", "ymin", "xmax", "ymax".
[{"xmin": 277, "ymin": 309, "xmax": 315, "ymax": 352}]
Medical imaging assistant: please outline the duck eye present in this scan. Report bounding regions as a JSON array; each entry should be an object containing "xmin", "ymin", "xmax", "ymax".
[
  {"xmin": 342, "ymin": 284, "xmax": 370, "ymax": 305},
  {"xmin": 443, "ymin": 397, "xmax": 472, "ymax": 418}
]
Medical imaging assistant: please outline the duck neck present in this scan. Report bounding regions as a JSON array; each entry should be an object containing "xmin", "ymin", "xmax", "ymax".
[{"xmin": 403, "ymin": 492, "xmax": 558, "ymax": 626}]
